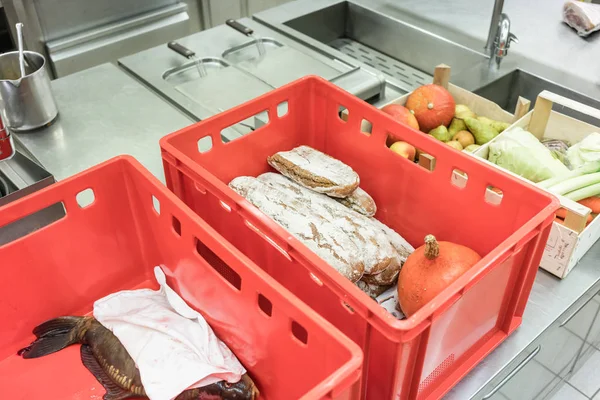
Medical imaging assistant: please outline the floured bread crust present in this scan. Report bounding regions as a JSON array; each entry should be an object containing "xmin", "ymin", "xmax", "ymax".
[{"xmin": 267, "ymin": 145, "xmax": 360, "ymax": 198}]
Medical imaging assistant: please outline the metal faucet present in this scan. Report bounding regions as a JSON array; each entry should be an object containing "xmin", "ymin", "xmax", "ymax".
[
  {"xmin": 488, "ymin": 13, "xmax": 518, "ymax": 68},
  {"xmin": 485, "ymin": 0, "xmax": 506, "ymax": 52}
]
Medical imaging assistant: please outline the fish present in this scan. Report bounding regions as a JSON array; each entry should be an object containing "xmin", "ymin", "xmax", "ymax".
[{"xmin": 17, "ymin": 316, "xmax": 260, "ymax": 400}]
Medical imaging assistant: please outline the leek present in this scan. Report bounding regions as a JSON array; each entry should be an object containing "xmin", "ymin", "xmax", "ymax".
[
  {"xmin": 565, "ymin": 182, "xmax": 600, "ymax": 202},
  {"xmin": 538, "ymin": 160, "xmax": 600, "ymax": 189},
  {"xmin": 548, "ymin": 172, "xmax": 600, "ymax": 195}
]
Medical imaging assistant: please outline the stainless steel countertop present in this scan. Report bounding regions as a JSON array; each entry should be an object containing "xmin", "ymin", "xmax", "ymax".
[{"xmin": 14, "ymin": 63, "xmax": 193, "ymax": 183}]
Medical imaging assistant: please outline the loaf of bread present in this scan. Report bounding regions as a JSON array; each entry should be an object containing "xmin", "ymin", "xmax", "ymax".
[
  {"xmin": 356, "ymin": 218, "xmax": 414, "ymax": 286},
  {"xmin": 361, "ymin": 261, "xmax": 401, "ymax": 286},
  {"xmin": 356, "ymin": 280, "xmax": 391, "ymax": 299},
  {"xmin": 337, "ymin": 187, "xmax": 377, "ymax": 217},
  {"xmin": 229, "ymin": 175, "xmax": 365, "ymax": 282},
  {"xmin": 369, "ymin": 217, "xmax": 414, "ymax": 264},
  {"xmin": 257, "ymin": 173, "xmax": 399, "ymax": 276},
  {"xmin": 267, "ymin": 145, "xmax": 360, "ymax": 198}
]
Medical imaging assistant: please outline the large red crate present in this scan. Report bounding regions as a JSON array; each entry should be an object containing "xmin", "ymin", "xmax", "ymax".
[
  {"xmin": 160, "ymin": 76, "xmax": 559, "ymax": 400},
  {"xmin": 0, "ymin": 156, "xmax": 363, "ymax": 400}
]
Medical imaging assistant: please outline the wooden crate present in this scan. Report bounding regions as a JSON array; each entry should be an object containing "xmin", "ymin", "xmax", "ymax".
[
  {"xmin": 475, "ymin": 90, "xmax": 600, "ymax": 278},
  {"xmin": 346, "ymin": 64, "xmax": 531, "ymax": 133}
]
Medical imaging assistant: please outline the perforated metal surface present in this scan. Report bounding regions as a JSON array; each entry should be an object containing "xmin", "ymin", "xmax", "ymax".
[{"xmin": 329, "ymin": 38, "xmax": 431, "ymax": 91}]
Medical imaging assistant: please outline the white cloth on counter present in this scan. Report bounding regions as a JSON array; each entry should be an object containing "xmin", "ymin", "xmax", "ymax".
[{"xmin": 93, "ymin": 266, "xmax": 246, "ymax": 400}]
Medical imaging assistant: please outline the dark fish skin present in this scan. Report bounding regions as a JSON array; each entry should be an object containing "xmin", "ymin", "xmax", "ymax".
[{"xmin": 18, "ymin": 316, "xmax": 260, "ymax": 400}]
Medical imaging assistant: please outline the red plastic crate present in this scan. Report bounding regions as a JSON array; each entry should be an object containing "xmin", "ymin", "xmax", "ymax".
[
  {"xmin": 160, "ymin": 76, "xmax": 559, "ymax": 400},
  {"xmin": 0, "ymin": 156, "xmax": 363, "ymax": 400}
]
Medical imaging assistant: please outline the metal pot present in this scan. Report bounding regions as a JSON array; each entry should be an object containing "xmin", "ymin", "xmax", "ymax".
[{"xmin": 0, "ymin": 51, "xmax": 58, "ymax": 131}]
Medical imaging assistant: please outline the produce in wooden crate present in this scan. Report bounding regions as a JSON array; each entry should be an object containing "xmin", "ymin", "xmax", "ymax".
[
  {"xmin": 487, "ymin": 128, "xmax": 600, "ymax": 204},
  {"xmin": 448, "ymin": 117, "xmax": 467, "ymax": 136},
  {"xmin": 483, "ymin": 118, "xmax": 600, "ymax": 228},
  {"xmin": 487, "ymin": 127, "xmax": 570, "ymax": 183},
  {"xmin": 429, "ymin": 125, "xmax": 452, "ymax": 142},
  {"xmin": 464, "ymin": 144, "xmax": 481, "ymax": 153},
  {"xmin": 452, "ymin": 130, "xmax": 475, "ymax": 148},
  {"xmin": 446, "ymin": 141, "xmax": 463, "ymax": 151},
  {"xmin": 477, "ymin": 116, "xmax": 510, "ymax": 133},
  {"xmin": 405, "ymin": 84, "xmax": 455, "ymax": 132},
  {"xmin": 464, "ymin": 117, "xmax": 499, "ymax": 145},
  {"xmin": 454, "ymin": 104, "xmax": 477, "ymax": 120},
  {"xmin": 381, "ymin": 104, "xmax": 420, "ymax": 131},
  {"xmin": 577, "ymin": 196, "xmax": 600, "ymax": 213},
  {"xmin": 542, "ymin": 138, "xmax": 571, "ymax": 168},
  {"xmin": 555, "ymin": 208, "xmax": 593, "ymax": 224},
  {"xmin": 566, "ymin": 132, "xmax": 600, "ymax": 169},
  {"xmin": 389, "ymin": 141, "xmax": 416, "ymax": 161},
  {"xmin": 389, "ymin": 100, "xmax": 513, "ymax": 155},
  {"xmin": 398, "ymin": 235, "xmax": 481, "ymax": 317},
  {"xmin": 382, "ymin": 64, "xmax": 529, "ymax": 162}
]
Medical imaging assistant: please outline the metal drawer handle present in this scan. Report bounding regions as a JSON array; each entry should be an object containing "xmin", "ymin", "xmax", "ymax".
[
  {"xmin": 560, "ymin": 295, "xmax": 596, "ymax": 327},
  {"xmin": 482, "ymin": 345, "xmax": 541, "ymax": 399}
]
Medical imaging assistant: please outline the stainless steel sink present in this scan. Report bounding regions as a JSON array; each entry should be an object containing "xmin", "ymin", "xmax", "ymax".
[
  {"xmin": 473, "ymin": 69, "xmax": 600, "ymax": 125},
  {"xmin": 257, "ymin": 1, "xmax": 489, "ymax": 94}
]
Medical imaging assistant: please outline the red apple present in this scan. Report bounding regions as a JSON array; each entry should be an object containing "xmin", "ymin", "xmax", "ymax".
[
  {"xmin": 389, "ymin": 141, "xmax": 416, "ymax": 161},
  {"xmin": 381, "ymin": 104, "xmax": 420, "ymax": 131}
]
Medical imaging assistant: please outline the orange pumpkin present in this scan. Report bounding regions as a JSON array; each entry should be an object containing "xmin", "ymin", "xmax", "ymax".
[
  {"xmin": 381, "ymin": 104, "xmax": 420, "ymax": 131},
  {"xmin": 398, "ymin": 234, "xmax": 481, "ymax": 317},
  {"xmin": 405, "ymin": 84, "xmax": 455, "ymax": 132}
]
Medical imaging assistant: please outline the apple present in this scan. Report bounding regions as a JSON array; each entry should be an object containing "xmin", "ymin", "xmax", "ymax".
[
  {"xmin": 389, "ymin": 141, "xmax": 416, "ymax": 161},
  {"xmin": 381, "ymin": 104, "xmax": 420, "ymax": 131}
]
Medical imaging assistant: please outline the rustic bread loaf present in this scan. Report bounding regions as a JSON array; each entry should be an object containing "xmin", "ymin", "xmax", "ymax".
[
  {"xmin": 229, "ymin": 175, "xmax": 365, "ymax": 282},
  {"xmin": 369, "ymin": 217, "xmax": 414, "ymax": 264},
  {"xmin": 361, "ymin": 218, "xmax": 414, "ymax": 285},
  {"xmin": 356, "ymin": 280, "xmax": 391, "ymax": 299},
  {"xmin": 267, "ymin": 145, "xmax": 360, "ymax": 198},
  {"xmin": 361, "ymin": 261, "xmax": 401, "ymax": 286},
  {"xmin": 336, "ymin": 187, "xmax": 377, "ymax": 217},
  {"xmin": 258, "ymin": 173, "xmax": 399, "ymax": 275}
]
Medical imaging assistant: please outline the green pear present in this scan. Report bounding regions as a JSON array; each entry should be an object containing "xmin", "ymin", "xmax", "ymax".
[
  {"xmin": 448, "ymin": 117, "xmax": 467, "ymax": 136},
  {"xmin": 446, "ymin": 141, "xmax": 463, "ymax": 151},
  {"xmin": 491, "ymin": 120, "xmax": 510, "ymax": 133},
  {"xmin": 463, "ymin": 144, "xmax": 481, "ymax": 153},
  {"xmin": 477, "ymin": 116, "xmax": 510, "ymax": 133},
  {"xmin": 455, "ymin": 104, "xmax": 476, "ymax": 120},
  {"xmin": 429, "ymin": 125, "xmax": 452, "ymax": 142},
  {"xmin": 464, "ymin": 117, "xmax": 498, "ymax": 145}
]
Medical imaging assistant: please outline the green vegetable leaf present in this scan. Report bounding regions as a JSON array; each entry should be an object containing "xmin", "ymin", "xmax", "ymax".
[{"xmin": 487, "ymin": 127, "xmax": 570, "ymax": 183}]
